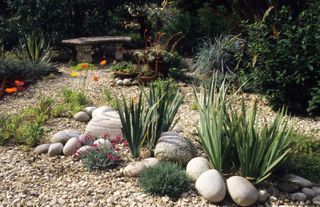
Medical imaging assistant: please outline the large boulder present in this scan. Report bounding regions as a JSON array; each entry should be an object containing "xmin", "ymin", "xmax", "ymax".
[
  {"xmin": 195, "ymin": 169, "xmax": 226, "ymax": 202},
  {"xmin": 63, "ymin": 137, "xmax": 82, "ymax": 156},
  {"xmin": 154, "ymin": 132, "xmax": 197, "ymax": 165},
  {"xmin": 186, "ymin": 157, "xmax": 211, "ymax": 182},
  {"xmin": 85, "ymin": 109, "xmax": 122, "ymax": 140},
  {"xmin": 91, "ymin": 106, "xmax": 114, "ymax": 118},
  {"xmin": 51, "ymin": 129, "xmax": 81, "ymax": 144},
  {"xmin": 227, "ymin": 176, "xmax": 259, "ymax": 207},
  {"xmin": 34, "ymin": 144, "xmax": 50, "ymax": 155},
  {"xmin": 48, "ymin": 143, "xmax": 64, "ymax": 156}
]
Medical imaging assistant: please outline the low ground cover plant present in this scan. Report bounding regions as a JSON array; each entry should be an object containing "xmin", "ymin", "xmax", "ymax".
[
  {"xmin": 139, "ymin": 161, "xmax": 190, "ymax": 198},
  {"xmin": 195, "ymin": 76, "xmax": 292, "ymax": 184}
]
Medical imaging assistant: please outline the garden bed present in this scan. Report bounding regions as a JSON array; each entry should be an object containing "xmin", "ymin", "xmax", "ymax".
[{"xmin": 0, "ymin": 65, "xmax": 319, "ymax": 206}]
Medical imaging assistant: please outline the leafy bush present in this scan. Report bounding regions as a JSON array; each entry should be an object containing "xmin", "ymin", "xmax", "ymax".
[
  {"xmin": 0, "ymin": 59, "xmax": 56, "ymax": 82},
  {"xmin": 81, "ymin": 145, "xmax": 121, "ymax": 171},
  {"xmin": 0, "ymin": 114, "xmax": 44, "ymax": 147},
  {"xmin": 139, "ymin": 162, "xmax": 190, "ymax": 198},
  {"xmin": 194, "ymin": 35, "xmax": 245, "ymax": 79},
  {"xmin": 280, "ymin": 132, "xmax": 320, "ymax": 182},
  {"xmin": 111, "ymin": 61, "xmax": 137, "ymax": 73},
  {"xmin": 145, "ymin": 79, "xmax": 184, "ymax": 149},
  {"xmin": 195, "ymin": 76, "xmax": 292, "ymax": 184},
  {"xmin": 241, "ymin": 2, "xmax": 320, "ymax": 115}
]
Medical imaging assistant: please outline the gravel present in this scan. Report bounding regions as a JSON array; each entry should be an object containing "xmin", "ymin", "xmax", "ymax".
[{"xmin": 0, "ymin": 64, "xmax": 319, "ymax": 206}]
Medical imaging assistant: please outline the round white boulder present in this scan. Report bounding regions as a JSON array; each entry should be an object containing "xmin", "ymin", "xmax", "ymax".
[
  {"xmin": 141, "ymin": 158, "xmax": 160, "ymax": 168},
  {"xmin": 123, "ymin": 162, "xmax": 146, "ymax": 177},
  {"xmin": 195, "ymin": 169, "xmax": 226, "ymax": 202},
  {"xmin": 186, "ymin": 157, "xmax": 211, "ymax": 182},
  {"xmin": 227, "ymin": 176, "xmax": 259, "ymax": 207},
  {"xmin": 93, "ymin": 138, "xmax": 112, "ymax": 149}
]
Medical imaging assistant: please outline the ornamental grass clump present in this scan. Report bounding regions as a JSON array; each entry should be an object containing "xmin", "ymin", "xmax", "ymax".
[
  {"xmin": 139, "ymin": 162, "xmax": 190, "ymax": 198},
  {"xmin": 195, "ymin": 76, "xmax": 292, "ymax": 184},
  {"xmin": 144, "ymin": 80, "xmax": 184, "ymax": 149},
  {"xmin": 116, "ymin": 91, "xmax": 157, "ymax": 158}
]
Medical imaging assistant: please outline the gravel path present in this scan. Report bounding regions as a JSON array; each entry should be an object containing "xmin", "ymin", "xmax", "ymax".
[{"xmin": 0, "ymin": 65, "xmax": 319, "ymax": 206}]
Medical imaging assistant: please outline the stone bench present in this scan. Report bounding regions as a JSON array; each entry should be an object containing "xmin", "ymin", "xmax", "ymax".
[{"xmin": 62, "ymin": 36, "xmax": 132, "ymax": 63}]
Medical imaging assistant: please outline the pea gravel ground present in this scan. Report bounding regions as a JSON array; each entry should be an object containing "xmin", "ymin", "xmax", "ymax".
[{"xmin": 0, "ymin": 64, "xmax": 319, "ymax": 207}]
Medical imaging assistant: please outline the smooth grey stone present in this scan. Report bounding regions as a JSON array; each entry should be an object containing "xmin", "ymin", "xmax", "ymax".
[
  {"xmin": 123, "ymin": 162, "xmax": 145, "ymax": 177},
  {"xmin": 154, "ymin": 131, "xmax": 197, "ymax": 165},
  {"xmin": 301, "ymin": 188, "xmax": 316, "ymax": 199},
  {"xmin": 34, "ymin": 144, "xmax": 50, "ymax": 155},
  {"xmin": 48, "ymin": 143, "xmax": 63, "ymax": 156},
  {"xmin": 291, "ymin": 192, "xmax": 307, "ymax": 202},
  {"xmin": 63, "ymin": 137, "xmax": 81, "ymax": 156},
  {"xmin": 74, "ymin": 111, "xmax": 90, "ymax": 122},
  {"xmin": 281, "ymin": 174, "xmax": 313, "ymax": 188},
  {"xmin": 84, "ymin": 106, "xmax": 97, "ymax": 118}
]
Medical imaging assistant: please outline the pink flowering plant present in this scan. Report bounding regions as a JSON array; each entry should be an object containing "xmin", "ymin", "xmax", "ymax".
[{"xmin": 81, "ymin": 134, "xmax": 128, "ymax": 171}]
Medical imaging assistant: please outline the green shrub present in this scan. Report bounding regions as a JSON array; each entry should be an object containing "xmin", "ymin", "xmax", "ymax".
[
  {"xmin": 195, "ymin": 76, "xmax": 292, "ymax": 184},
  {"xmin": 139, "ymin": 162, "xmax": 190, "ymax": 198},
  {"xmin": 145, "ymin": 79, "xmax": 184, "ymax": 149},
  {"xmin": 70, "ymin": 63, "xmax": 96, "ymax": 71},
  {"xmin": 23, "ymin": 97, "xmax": 54, "ymax": 123},
  {"xmin": 241, "ymin": 2, "xmax": 320, "ymax": 115},
  {"xmin": 103, "ymin": 88, "xmax": 117, "ymax": 109},
  {"xmin": 0, "ymin": 59, "xmax": 56, "ymax": 82},
  {"xmin": 280, "ymin": 132, "xmax": 320, "ymax": 182},
  {"xmin": 111, "ymin": 61, "xmax": 136, "ymax": 73},
  {"xmin": 59, "ymin": 89, "xmax": 90, "ymax": 116},
  {"xmin": 81, "ymin": 145, "xmax": 121, "ymax": 171},
  {"xmin": 0, "ymin": 114, "xmax": 44, "ymax": 147}
]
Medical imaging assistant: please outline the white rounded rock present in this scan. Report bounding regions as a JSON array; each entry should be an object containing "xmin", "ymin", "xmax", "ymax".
[
  {"xmin": 227, "ymin": 176, "xmax": 259, "ymax": 207},
  {"xmin": 75, "ymin": 146, "xmax": 95, "ymax": 158},
  {"xmin": 93, "ymin": 139, "xmax": 112, "ymax": 149},
  {"xmin": 123, "ymin": 162, "xmax": 146, "ymax": 177},
  {"xmin": 91, "ymin": 106, "xmax": 114, "ymax": 118},
  {"xmin": 51, "ymin": 129, "xmax": 81, "ymax": 144},
  {"xmin": 186, "ymin": 157, "xmax": 211, "ymax": 182},
  {"xmin": 195, "ymin": 169, "xmax": 226, "ymax": 202},
  {"xmin": 48, "ymin": 143, "xmax": 64, "ymax": 156},
  {"xmin": 79, "ymin": 133, "xmax": 96, "ymax": 146},
  {"xmin": 63, "ymin": 137, "xmax": 81, "ymax": 156},
  {"xmin": 141, "ymin": 158, "xmax": 160, "ymax": 168},
  {"xmin": 74, "ymin": 111, "xmax": 90, "ymax": 122},
  {"xmin": 116, "ymin": 80, "xmax": 123, "ymax": 86},
  {"xmin": 84, "ymin": 106, "xmax": 97, "ymax": 118},
  {"xmin": 34, "ymin": 144, "xmax": 50, "ymax": 155},
  {"xmin": 123, "ymin": 78, "xmax": 131, "ymax": 86}
]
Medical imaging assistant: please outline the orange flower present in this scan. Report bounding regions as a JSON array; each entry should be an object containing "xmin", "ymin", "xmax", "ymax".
[
  {"xmin": 99, "ymin": 60, "xmax": 107, "ymax": 65},
  {"xmin": 5, "ymin": 87, "xmax": 17, "ymax": 94},
  {"xmin": 14, "ymin": 80, "xmax": 25, "ymax": 87},
  {"xmin": 71, "ymin": 72, "xmax": 79, "ymax": 77},
  {"xmin": 81, "ymin": 63, "xmax": 89, "ymax": 69},
  {"xmin": 93, "ymin": 75, "xmax": 99, "ymax": 81}
]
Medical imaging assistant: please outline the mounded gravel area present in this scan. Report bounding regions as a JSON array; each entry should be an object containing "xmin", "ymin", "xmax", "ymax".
[{"xmin": 0, "ymin": 65, "xmax": 319, "ymax": 206}]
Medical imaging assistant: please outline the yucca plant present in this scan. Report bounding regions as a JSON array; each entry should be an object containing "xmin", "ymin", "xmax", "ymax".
[
  {"xmin": 194, "ymin": 76, "xmax": 236, "ymax": 172},
  {"xmin": 116, "ymin": 92, "xmax": 157, "ymax": 158},
  {"xmin": 15, "ymin": 33, "xmax": 53, "ymax": 64},
  {"xmin": 231, "ymin": 100, "xmax": 292, "ymax": 184},
  {"xmin": 145, "ymin": 80, "xmax": 184, "ymax": 149}
]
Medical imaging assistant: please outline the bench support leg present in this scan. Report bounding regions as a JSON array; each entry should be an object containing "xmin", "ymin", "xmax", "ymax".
[
  {"xmin": 76, "ymin": 45, "xmax": 92, "ymax": 63},
  {"xmin": 114, "ymin": 44, "xmax": 124, "ymax": 61}
]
